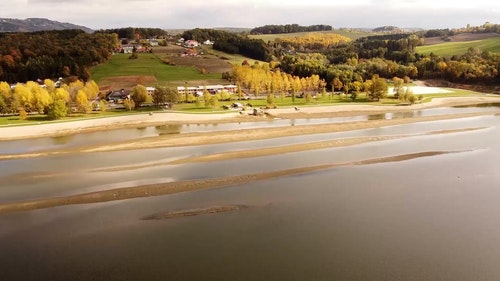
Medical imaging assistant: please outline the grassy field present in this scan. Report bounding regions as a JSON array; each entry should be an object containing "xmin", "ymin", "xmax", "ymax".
[
  {"xmin": 416, "ymin": 37, "xmax": 500, "ymax": 56},
  {"xmin": 248, "ymin": 30, "xmax": 372, "ymax": 42},
  {"xmin": 90, "ymin": 53, "xmax": 223, "ymax": 86}
]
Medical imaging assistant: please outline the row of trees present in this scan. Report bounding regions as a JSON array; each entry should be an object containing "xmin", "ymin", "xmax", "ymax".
[
  {"xmin": 0, "ymin": 29, "xmax": 119, "ymax": 83},
  {"xmin": 95, "ymin": 27, "xmax": 169, "ymax": 40},
  {"xmin": 231, "ymin": 62, "xmax": 327, "ymax": 99},
  {"xmin": 277, "ymin": 33, "xmax": 351, "ymax": 51},
  {"xmin": 250, "ymin": 24, "xmax": 333, "ymax": 34},
  {"xmin": 418, "ymin": 22, "xmax": 500, "ymax": 38},
  {"xmin": 0, "ymin": 79, "xmax": 101, "ymax": 119}
]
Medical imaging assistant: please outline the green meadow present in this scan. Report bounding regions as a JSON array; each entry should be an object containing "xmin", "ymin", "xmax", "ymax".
[
  {"xmin": 416, "ymin": 37, "xmax": 500, "ymax": 57},
  {"xmin": 90, "ymin": 53, "xmax": 222, "ymax": 84}
]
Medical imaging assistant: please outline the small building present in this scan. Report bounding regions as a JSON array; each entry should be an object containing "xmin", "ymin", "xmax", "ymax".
[
  {"xmin": 203, "ymin": 40, "xmax": 214, "ymax": 45},
  {"xmin": 184, "ymin": 40, "xmax": 199, "ymax": 48},
  {"xmin": 106, "ymin": 89, "xmax": 130, "ymax": 103}
]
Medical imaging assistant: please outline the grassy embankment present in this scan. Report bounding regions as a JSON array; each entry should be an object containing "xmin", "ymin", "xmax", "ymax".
[{"xmin": 416, "ymin": 37, "xmax": 500, "ymax": 57}]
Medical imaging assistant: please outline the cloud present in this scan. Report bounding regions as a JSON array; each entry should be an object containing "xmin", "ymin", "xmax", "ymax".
[{"xmin": 1, "ymin": 0, "xmax": 498, "ymax": 29}]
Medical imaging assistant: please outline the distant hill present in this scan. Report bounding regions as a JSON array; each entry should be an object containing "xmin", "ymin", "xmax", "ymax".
[
  {"xmin": 372, "ymin": 26, "xmax": 402, "ymax": 33},
  {"xmin": 0, "ymin": 18, "xmax": 93, "ymax": 33},
  {"xmin": 166, "ymin": 27, "xmax": 251, "ymax": 35}
]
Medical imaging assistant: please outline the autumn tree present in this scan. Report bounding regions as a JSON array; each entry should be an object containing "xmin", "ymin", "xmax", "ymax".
[
  {"xmin": 366, "ymin": 75, "xmax": 388, "ymax": 101},
  {"xmin": 123, "ymin": 98, "xmax": 135, "ymax": 111},
  {"xmin": 392, "ymin": 77, "xmax": 404, "ymax": 98},
  {"xmin": 75, "ymin": 90, "xmax": 90, "ymax": 113},
  {"xmin": 13, "ymin": 83, "xmax": 33, "ymax": 112}
]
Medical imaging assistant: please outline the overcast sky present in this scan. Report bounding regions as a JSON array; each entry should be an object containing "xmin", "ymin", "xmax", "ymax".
[{"xmin": 1, "ymin": 0, "xmax": 498, "ymax": 30}]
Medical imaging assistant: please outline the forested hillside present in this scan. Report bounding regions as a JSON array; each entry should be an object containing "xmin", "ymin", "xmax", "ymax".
[
  {"xmin": 250, "ymin": 24, "xmax": 332, "ymax": 34},
  {"xmin": 182, "ymin": 28, "xmax": 271, "ymax": 61},
  {"xmin": 96, "ymin": 27, "xmax": 169, "ymax": 40},
  {"xmin": 0, "ymin": 30, "xmax": 119, "ymax": 83}
]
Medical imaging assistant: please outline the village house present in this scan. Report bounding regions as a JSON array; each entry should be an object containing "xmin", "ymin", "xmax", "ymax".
[{"xmin": 184, "ymin": 40, "xmax": 199, "ymax": 48}]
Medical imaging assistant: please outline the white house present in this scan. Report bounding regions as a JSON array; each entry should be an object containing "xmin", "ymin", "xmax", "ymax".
[{"xmin": 184, "ymin": 40, "xmax": 199, "ymax": 48}]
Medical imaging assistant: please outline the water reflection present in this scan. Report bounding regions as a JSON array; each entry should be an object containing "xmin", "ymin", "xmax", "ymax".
[
  {"xmin": 0, "ymin": 112, "xmax": 499, "ymax": 280},
  {"xmin": 1, "ymin": 105, "xmax": 499, "ymax": 155}
]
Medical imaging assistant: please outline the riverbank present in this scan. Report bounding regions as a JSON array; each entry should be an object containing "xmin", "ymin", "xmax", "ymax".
[{"xmin": 0, "ymin": 96, "xmax": 498, "ymax": 141}]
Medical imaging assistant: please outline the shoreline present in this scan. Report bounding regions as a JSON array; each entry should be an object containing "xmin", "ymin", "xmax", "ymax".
[
  {"xmin": 0, "ymin": 96, "xmax": 498, "ymax": 141},
  {"xmin": 0, "ymin": 96, "xmax": 499, "ymax": 213}
]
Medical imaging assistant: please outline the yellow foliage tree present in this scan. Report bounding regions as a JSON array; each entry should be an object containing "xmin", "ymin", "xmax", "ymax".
[{"xmin": 75, "ymin": 90, "xmax": 90, "ymax": 113}]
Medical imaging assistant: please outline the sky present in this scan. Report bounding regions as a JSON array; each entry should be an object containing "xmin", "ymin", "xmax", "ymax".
[{"xmin": 1, "ymin": 0, "xmax": 498, "ymax": 30}]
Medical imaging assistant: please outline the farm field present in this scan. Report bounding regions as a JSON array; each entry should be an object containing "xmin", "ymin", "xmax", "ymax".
[
  {"xmin": 416, "ymin": 36, "xmax": 500, "ymax": 56},
  {"xmin": 90, "ymin": 52, "xmax": 226, "ymax": 89},
  {"xmin": 248, "ymin": 29, "xmax": 373, "ymax": 42}
]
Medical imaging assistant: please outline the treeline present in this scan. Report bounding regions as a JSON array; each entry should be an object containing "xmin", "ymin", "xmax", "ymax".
[
  {"xmin": 231, "ymin": 62, "xmax": 326, "ymax": 98},
  {"xmin": 278, "ymin": 33, "xmax": 500, "ymax": 88},
  {"xmin": 277, "ymin": 33, "xmax": 351, "ymax": 51},
  {"xmin": 0, "ymin": 30, "xmax": 119, "ymax": 83},
  {"xmin": 250, "ymin": 24, "xmax": 333, "ymax": 34},
  {"xmin": 0, "ymin": 79, "xmax": 101, "ymax": 119},
  {"xmin": 419, "ymin": 22, "xmax": 500, "ymax": 38},
  {"xmin": 96, "ymin": 27, "xmax": 169, "ymax": 39},
  {"xmin": 182, "ymin": 28, "xmax": 271, "ymax": 61}
]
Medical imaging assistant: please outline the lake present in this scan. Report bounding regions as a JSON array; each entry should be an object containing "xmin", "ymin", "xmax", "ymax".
[{"xmin": 0, "ymin": 106, "xmax": 499, "ymax": 281}]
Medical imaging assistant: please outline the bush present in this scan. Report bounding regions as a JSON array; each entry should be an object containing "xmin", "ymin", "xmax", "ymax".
[{"xmin": 47, "ymin": 100, "xmax": 67, "ymax": 120}]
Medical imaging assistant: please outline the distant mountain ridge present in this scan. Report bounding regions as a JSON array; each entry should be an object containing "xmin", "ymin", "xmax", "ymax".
[{"xmin": 0, "ymin": 18, "xmax": 93, "ymax": 33}]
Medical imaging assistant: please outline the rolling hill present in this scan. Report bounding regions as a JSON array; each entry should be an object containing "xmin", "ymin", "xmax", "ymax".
[
  {"xmin": 0, "ymin": 18, "xmax": 93, "ymax": 33},
  {"xmin": 416, "ymin": 34, "xmax": 500, "ymax": 56}
]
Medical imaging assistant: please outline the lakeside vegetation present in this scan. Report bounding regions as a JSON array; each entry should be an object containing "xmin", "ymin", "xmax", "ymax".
[{"xmin": 1, "ymin": 22, "xmax": 499, "ymax": 125}]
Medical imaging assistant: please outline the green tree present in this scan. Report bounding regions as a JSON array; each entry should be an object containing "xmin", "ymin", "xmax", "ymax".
[
  {"xmin": 266, "ymin": 93, "xmax": 275, "ymax": 107},
  {"xmin": 392, "ymin": 77, "xmax": 404, "ymax": 98},
  {"xmin": 47, "ymin": 99, "xmax": 67, "ymax": 120},
  {"xmin": 350, "ymin": 92, "xmax": 358, "ymax": 101},
  {"xmin": 165, "ymin": 87, "xmax": 179, "ymax": 108},
  {"xmin": 305, "ymin": 92, "xmax": 313, "ymax": 104},
  {"xmin": 203, "ymin": 89, "xmax": 211, "ymax": 108},
  {"xmin": 152, "ymin": 86, "xmax": 167, "ymax": 107},
  {"xmin": 208, "ymin": 95, "xmax": 219, "ymax": 108},
  {"xmin": 366, "ymin": 75, "xmax": 388, "ymax": 101},
  {"xmin": 131, "ymin": 84, "xmax": 148, "ymax": 107},
  {"xmin": 187, "ymin": 92, "xmax": 196, "ymax": 103}
]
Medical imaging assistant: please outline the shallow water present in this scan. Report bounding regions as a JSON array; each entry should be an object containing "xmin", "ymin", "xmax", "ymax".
[
  {"xmin": 1, "ymin": 104, "xmax": 498, "ymax": 155},
  {"xmin": 0, "ymin": 107, "xmax": 499, "ymax": 281}
]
